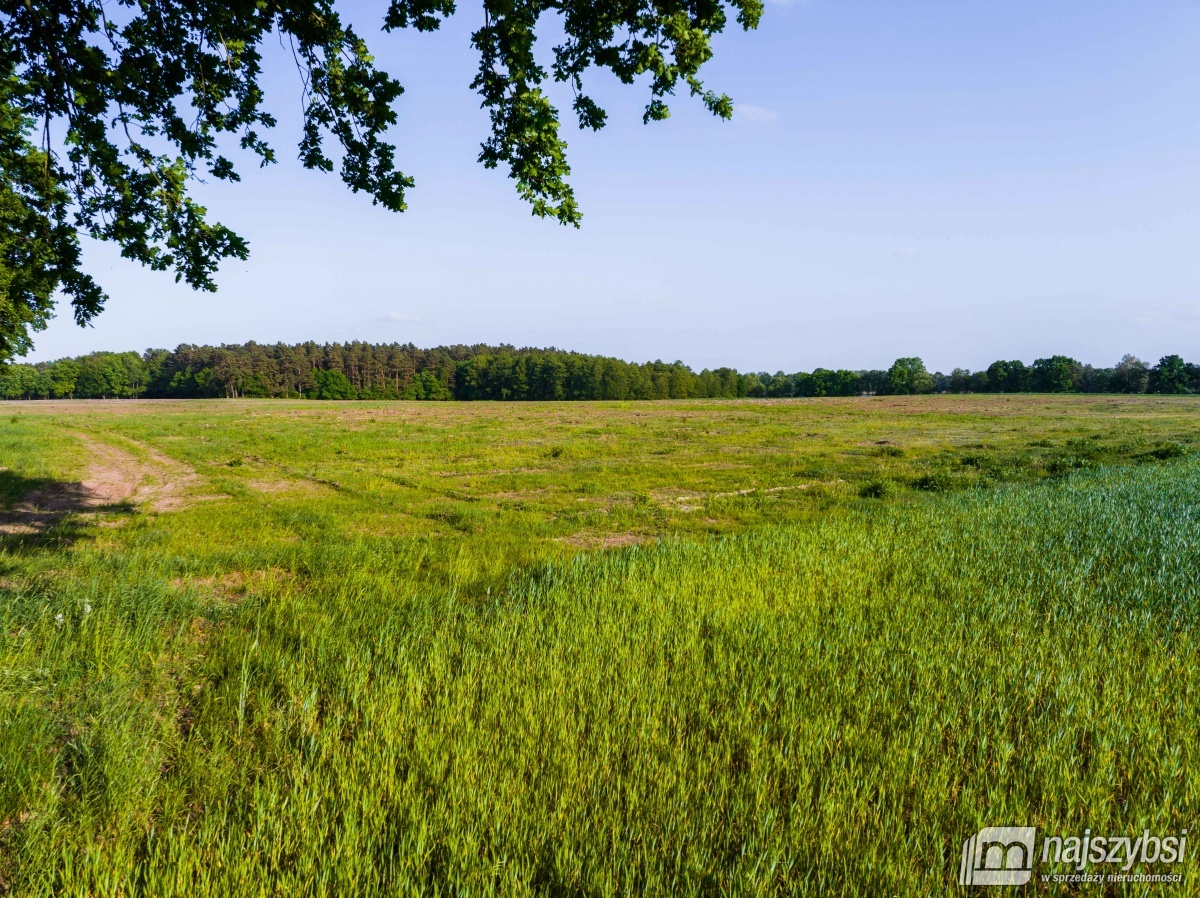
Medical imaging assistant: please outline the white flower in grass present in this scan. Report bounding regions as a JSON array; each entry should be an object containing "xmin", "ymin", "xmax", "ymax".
[{"xmin": 54, "ymin": 613, "xmax": 64, "ymax": 627}]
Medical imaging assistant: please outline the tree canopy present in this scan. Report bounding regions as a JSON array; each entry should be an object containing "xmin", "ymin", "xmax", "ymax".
[
  {"xmin": 7, "ymin": 344, "xmax": 1198, "ymax": 402},
  {"xmin": 0, "ymin": 0, "xmax": 764, "ymax": 360},
  {"xmin": 886, "ymin": 357, "xmax": 934, "ymax": 396}
]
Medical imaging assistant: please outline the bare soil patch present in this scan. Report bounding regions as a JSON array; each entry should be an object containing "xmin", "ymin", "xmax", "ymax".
[
  {"xmin": 0, "ymin": 431, "xmax": 218, "ymax": 535},
  {"xmin": 169, "ymin": 568, "xmax": 292, "ymax": 603},
  {"xmin": 243, "ymin": 478, "xmax": 326, "ymax": 496},
  {"xmin": 557, "ymin": 531, "xmax": 647, "ymax": 550},
  {"xmin": 487, "ymin": 488, "xmax": 549, "ymax": 500},
  {"xmin": 651, "ymin": 483, "xmax": 818, "ymax": 512}
]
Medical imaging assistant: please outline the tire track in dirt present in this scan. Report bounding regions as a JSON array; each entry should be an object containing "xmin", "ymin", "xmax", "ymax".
[
  {"xmin": 1, "ymin": 431, "xmax": 221, "ymax": 534},
  {"xmin": 75, "ymin": 430, "xmax": 217, "ymax": 512}
]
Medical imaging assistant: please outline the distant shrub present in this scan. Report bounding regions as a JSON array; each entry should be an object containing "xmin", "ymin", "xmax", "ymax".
[
  {"xmin": 860, "ymin": 479, "xmax": 898, "ymax": 499},
  {"xmin": 1142, "ymin": 443, "xmax": 1186, "ymax": 461},
  {"xmin": 313, "ymin": 369, "xmax": 356, "ymax": 400},
  {"xmin": 874, "ymin": 446, "xmax": 905, "ymax": 458},
  {"xmin": 913, "ymin": 471, "xmax": 958, "ymax": 492},
  {"xmin": 1044, "ymin": 454, "xmax": 1091, "ymax": 476}
]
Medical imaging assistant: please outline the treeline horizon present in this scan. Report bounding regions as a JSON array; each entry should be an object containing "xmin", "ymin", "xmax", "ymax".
[{"xmin": 2, "ymin": 342, "xmax": 1198, "ymax": 401}]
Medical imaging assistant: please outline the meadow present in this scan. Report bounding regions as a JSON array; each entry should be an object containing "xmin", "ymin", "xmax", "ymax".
[{"xmin": 1, "ymin": 395, "xmax": 1199, "ymax": 895}]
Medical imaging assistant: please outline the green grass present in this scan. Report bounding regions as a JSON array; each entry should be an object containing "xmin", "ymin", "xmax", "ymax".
[
  {"xmin": 4, "ymin": 394, "xmax": 1198, "ymax": 581},
  {"xmin": 1, "ymin": 396, "xmax": 1199, "ymax": 894}
]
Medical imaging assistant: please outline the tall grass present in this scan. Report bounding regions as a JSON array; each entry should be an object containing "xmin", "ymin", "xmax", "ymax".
[{"xmin": 3, "ymin": 458, "xmax": 1197, "ymax": 894}]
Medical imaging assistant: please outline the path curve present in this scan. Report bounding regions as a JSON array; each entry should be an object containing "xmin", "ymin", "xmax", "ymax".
[{"xmin": 1, "ymin": 431, "xmax": 217, "ymax": 534}]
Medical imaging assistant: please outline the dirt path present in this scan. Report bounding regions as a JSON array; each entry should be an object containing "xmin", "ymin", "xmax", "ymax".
[
  {"xmin": 76, "ymin": 431, "xmax": 212, "ymax": 512},
  {"xmin": 1, "ymin": 431, "xmax": 216, "ymax": 534}
]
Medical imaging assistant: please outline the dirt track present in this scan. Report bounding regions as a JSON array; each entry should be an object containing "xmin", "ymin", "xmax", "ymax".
[{"xmin": 1, "ymin": 431, "xmax": 215, "ymax": 534}]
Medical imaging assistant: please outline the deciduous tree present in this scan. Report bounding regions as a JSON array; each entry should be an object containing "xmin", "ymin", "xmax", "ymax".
[
  {"xmin": 886, "ymin": 357, "xmax": 934, "ymax": 395},
  {"xmin": 1030, "ymin": 355, "xmax": 1082, "ymax": 393},
  {"xmin": 0, "ymin": 0, "xmax": 763, "ymax": 360},
  {"xmin": 1150, "ymin": 354, "xmax": 1189, "ymax": 394}
]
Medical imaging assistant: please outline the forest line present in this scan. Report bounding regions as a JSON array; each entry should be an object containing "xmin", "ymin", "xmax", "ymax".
[{"xmin": 2, "ymin": 343, "xmax": 1197, "ymax": 400}]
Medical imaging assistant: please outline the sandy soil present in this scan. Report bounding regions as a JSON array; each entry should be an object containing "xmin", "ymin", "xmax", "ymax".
[{"xmin": 1, "ymin": 431, "xmax": 216, "ymax": 534}]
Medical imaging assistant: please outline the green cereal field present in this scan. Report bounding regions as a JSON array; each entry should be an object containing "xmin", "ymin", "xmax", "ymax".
[{"xmin": 2, "ymin": 394, "xmax": 1199, "ymax": 895}]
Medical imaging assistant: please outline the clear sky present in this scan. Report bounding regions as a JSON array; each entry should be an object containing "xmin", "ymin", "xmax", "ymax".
[{"xmin": 25, "ymin": 0, "xmax": 1200, "ymax": 373}]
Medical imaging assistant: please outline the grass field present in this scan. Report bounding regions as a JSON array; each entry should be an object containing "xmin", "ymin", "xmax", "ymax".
[{"xmin": 2, "ymin": 395, "xmax": 1199, "ymax": 894}]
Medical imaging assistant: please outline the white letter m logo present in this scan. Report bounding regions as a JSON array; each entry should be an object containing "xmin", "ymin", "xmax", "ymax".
[{"xmin": 959, "ymin": 826, "xmax": 1037, "ymax": 886}]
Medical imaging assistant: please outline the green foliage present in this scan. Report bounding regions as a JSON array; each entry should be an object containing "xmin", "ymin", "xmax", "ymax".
[
  {"xmin": 74, "ymin": 351, "xmax": 148, "ymax": 399},
  {"xmin": 985, "ymin": 359, "xmax": 1030, "ymax": 392},
  {"xmin": 465, "ymin": 0, "xmax": 763, "ymax": 225},
  {"xmin": 0, "ymin": 343, "xmax": 758, "ymax": 401},
  {"xmin": 947, "ymin": 367, "xmax": 991, "ymax": 393},
  {"xmin": 959, "ymin": 354, "xmax": 1199, "ymax": 396},
  {"xmin": 0, "ymin": 351, "xmax": 146, "ymax": 399},
  {"xmin": 0, "ymin": 0, "xmax": 762, "ymax": 359},
  {"xmin": 886, "ymin": 356, "xmax": 934, "ymax": 395},
  {"xmin": 912, "ymin": 469, "xmax": 959, "ymax": 491},
  {"xmin": 1150, "ymin": 354, "xmax": 1190, "ymax": 394},
  {"xmin": 312, "ymin": 368, "xmax": 356, "ymax": 400},
  {"xmin": 1030, "ymin": 355, "xmax": 1083, "ymax": 393},
  {"xmin": 788, "ymin": 367, "xmax": 862, "ymax": 397},
  {"xmin": 1141, "ymin": 442, "xmax": 1185, "ymax": 461},
  {"xmin": 8, "ymin": 344, "xmax": 1200, "ymax": 401},
  {"xmin": 1108, "ymin": 353, "xmax": 1150, "ymax": 394},
  {"xmin": 0, "ymin": 77, "xmax": 103, "ymax": 360},
  {"xmin": 399, "ymin": 369, "xmax": 450, "ymax": 400},
  {"xmin": 858, "ymin": 478, "xmax": 897, "ymax": 498}
]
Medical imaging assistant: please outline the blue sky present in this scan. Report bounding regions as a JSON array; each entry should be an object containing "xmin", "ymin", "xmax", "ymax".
[{"xmin": 26, "ymin": 0, "xmax": 1200, "ymax": 372}]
